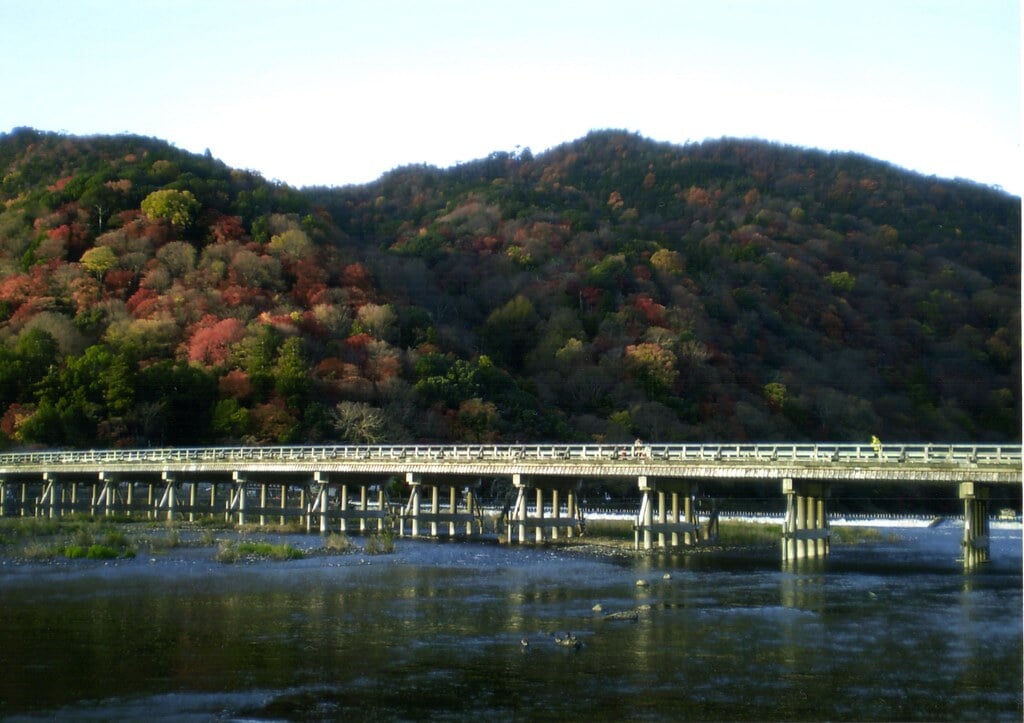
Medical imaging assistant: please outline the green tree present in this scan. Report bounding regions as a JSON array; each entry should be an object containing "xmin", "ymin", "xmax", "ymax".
[
  {"xmin": 141, "ymin": 188, "xmax": 200, "ymax": 228},
  {"xmin": 79, "ymin": 246, "xmax": 117, "ymax": 278},
  {"xmin": 211, "ymin": 398, "xmax": 250, "ymax": 439},
  {"xmin": 479, "ymin": 295, "xmax": 538, "ymax": 369},
  {"xmin": 273, "ymin": 337, "xmax": 310, "ymax": 407},
  {"xmin": 136, "ymin": 360, "xmax": 216, "ymax": 443}
]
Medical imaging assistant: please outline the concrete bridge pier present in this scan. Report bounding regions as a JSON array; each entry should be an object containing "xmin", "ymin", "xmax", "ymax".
[
  {"xmin": 781, "ymin": 479, "xmax": 831, "ymax": 562},
  {"xmin": 0, "ymin": 477, "xmax": 5, "ymax": 516},
  {"xmin": 401, "ymin": 472, "xmax": 422, "ymax": 537},
  {"xmin": 156, "ymin": 472, "xmax": 179, "ymax": 521},
  {"xmin": 309, "ymin": 472, "xmax": 331, "ymax": 533},
  {"xmin": 635, "ymin": 477, "xmax": 701, "ymax": 550},
  {"xmin": 39, "ymin": 473, "xmax": 60, "ymax": 518},
  {"xmin": 95, "ymin": 472, "xmax": 119, "ymax": 517},
  {"xmin": 960, "ymin": 482, "xmax": 991, "ymax": 569},
  {"xmin": 400, "ymin": 475, "xmax": 481, "ymax": 539},
  {"xmin": 506, "ymin": 475, "xmax": 582, "ymax": 544},
  {"xmin": 228, "ymin": 472, "xmax": 248, "ymax": 525}
]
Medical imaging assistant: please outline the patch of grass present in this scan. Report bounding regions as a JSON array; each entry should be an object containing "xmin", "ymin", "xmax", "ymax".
[
  {"xmin": 237, "ymin": 522, "xmax": 304, "ymax": 534},
  {"xmin": 364, "ymin": 528, "xmax": 395, "ymax": 554},
  {"xmin": 194, "ymin": 516, "xmax": 232, "ymax": 529},
  {"xmin": 214, "ymin": 540, "xmax": 304, "ymax": 563},
  {"xmin": 582, "ymin": 518, "xmax": 634, "ymax": 541},
  {"xmin": 831, "ymin": 526, "xmax": 899, "ymax": 544},
  {"xmin": 323, "ymin": 532, "xmax": 353, "ymax": 553},
  {"xmin": 64, "ymin": 544, "xmax": 88, "ymax": 559},
  {"xmin": 214, "ymin": 540, "xmax": 239, "ymax": 563},
  {"xmin": 719, "ymin": 521, "xmax": 782, "ymax": 546},
  {"xmin": 22, "ymin": 540, "xmax": 63, "ymax": 559}
]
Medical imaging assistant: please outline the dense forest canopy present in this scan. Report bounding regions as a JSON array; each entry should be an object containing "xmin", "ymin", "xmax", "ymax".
[{"xmin": 0, "ymin": 127, "xmax": 1019, "ymax": 448}]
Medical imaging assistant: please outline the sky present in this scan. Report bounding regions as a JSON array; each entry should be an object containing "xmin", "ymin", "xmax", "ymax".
[{"xmin": 1, "ymin": 0, "xmax": 1020, "ymax": 194}]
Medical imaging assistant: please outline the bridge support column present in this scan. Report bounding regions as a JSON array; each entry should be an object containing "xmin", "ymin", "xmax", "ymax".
[
  {"xmin": 231, "ymin": 472, "xmax": 247, "ymax": 526},
  {"xmin": 280, "ymin": 484, "xmax": 288, "ymax": 526},
  {"xmin": 506, "ymin": 476, "xmax": 581, "ymax": 544},
  {"xmin": 0, "ymin": 477, "xmax": 6, "ymax": 517},
  {"xmin": 313, "ymin": 472, "xmax": 330, "ymax": 534},
  {"xmin": 508, "ymin": 474, "xmax": 528, "ymax": 544},
  {"xmin": 635, "ymin": 478, "xmax": 700, "ymax": 550},
  {"xmin": 97, "ymin": 471, "xmax": 119, "ymax": 517},
  {"xmin": 960, "ymin": 482, "xmax": 990, "ymax": 570},
  {"xmin": 403, "ymin": 473, "xmax": 422, "ymax": 537},
  {"xmin": 40, "ymin": 473, "xmax": 59, "ymax": 519},
  {"xmin": 259, "ymin": 483, "xmax": 268, "ymax": 527},
  {"xmin": 158, "ymin": 472, "xmax": 178, "ymax": 521},
  {"xmin": 781, "ymin": 479, "xmax": 830, "ymax": 563},
  {"xmin": 339, "ymin": 483, "xmax": 349, "ymax": 532},
  {"xmin": 364, "ymin": 481, "xmax": 372, "ymax": 532}
]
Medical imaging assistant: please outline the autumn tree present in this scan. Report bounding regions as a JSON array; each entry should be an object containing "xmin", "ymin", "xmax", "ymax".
[{"xmin": 624, "ymin": 342, "xmax": 678, "ymax": 397}]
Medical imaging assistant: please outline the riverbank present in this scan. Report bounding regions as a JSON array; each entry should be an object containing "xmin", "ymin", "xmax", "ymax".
[
  {"xmin": 0, "ymin": 513, "xmax": 997, "ymax": 565},
  {"xmin": 7, "ymin": 518, "xmax": 798, "ymax": 562}
]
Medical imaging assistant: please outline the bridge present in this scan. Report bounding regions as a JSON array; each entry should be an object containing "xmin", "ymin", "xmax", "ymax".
[{"xmin": 1, "ymin": 442, "xmax": 1020, "ymax": 568}]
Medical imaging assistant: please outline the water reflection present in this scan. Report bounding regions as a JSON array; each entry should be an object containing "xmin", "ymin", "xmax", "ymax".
[{"xmin": 0, "ymin": 528, "xmax": 1020, "ymax": 721}]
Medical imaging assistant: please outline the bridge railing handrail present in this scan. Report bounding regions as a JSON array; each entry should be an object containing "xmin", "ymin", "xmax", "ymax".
[{"xmin": 0, "ymin": 443, "xmax": 1020, "ymax": 469}]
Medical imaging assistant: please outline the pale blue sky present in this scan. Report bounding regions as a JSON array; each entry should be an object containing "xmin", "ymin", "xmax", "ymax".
[{"xmin": 2, "ymin": 0, "xmax": 1020, "ymax": 193}]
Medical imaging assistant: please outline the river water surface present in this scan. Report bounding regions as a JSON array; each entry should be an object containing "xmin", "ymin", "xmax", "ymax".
[{"xmin": 0, "ymin": 524, "xmax": 1020, "ymax": 721}]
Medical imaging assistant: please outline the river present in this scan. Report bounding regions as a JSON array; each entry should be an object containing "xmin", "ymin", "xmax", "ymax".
[{"xmin": 0, "ymin": 523, "xmax": 1020, "ymax": 721}]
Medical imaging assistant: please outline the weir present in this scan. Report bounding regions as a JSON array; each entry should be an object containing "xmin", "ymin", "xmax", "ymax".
[{"xmin": 0, "ymin": 443, "xmax": 1019, "ymax": 569}]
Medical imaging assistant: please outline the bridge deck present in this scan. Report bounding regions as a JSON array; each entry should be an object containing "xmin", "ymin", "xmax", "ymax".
[{"xmin": 0, "ymin": 443, "xmax": 1020, "ymax": 483}]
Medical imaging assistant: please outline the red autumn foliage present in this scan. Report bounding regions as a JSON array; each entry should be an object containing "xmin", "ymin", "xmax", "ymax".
[
  {"xmin": 219, "ymin": 369, "xmax": 253, "ymax": 400},
  {"xmin": 104, "ymin": 268, "xmax": 136, "ymax": 293},
  {"xmin": 342, "ymin": 263, "xmax": 372, "ymax": 290},
  {"xmin": 126, "ymin": 287, "xmax": 160, "ymax": 318},
  {"xmin": 188, "ymin": 317, "xmax": 246, "ymax": 366},
  {"xmin": 211, "ymin": 214, "xmax": 245, "ymax": 243}
]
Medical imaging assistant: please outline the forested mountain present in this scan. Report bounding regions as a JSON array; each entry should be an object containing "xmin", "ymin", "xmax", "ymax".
[{"xmin": 0, "ymin": 127, "xmax": 1019, "ymax": 448}]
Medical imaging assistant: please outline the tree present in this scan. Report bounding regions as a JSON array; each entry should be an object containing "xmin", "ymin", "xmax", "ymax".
[
  {"xmin": 332, "ymin": 400, "xmax": 386, "ymax": 443},
  {"xmin": 188, "ymin": 317, "xmax": 246, "ymax": 366},
  {"xmin": 273, "ymin": 336, "xmax": 309, "ymax": 407},
  {"xmin": 79, "ymin": 246, "xmax": 117, "ymax": 278},
  {"xmin": 140, "ymin": 189, "xmax": 200, "ymax": 228},
  {"xmin": 479, "ymin": 295, "xmax": 538, "ymax": 369},
  {"xmin": 456, "ymin": 397, "xmax": 499, "ymax": 441},
  {"xmin": 624, "ymin": 343, "xmax": 678, "ymax": 397},
  {"xmin": 136, "ymin": 360, "xmax": 216, "ymax": 443}
]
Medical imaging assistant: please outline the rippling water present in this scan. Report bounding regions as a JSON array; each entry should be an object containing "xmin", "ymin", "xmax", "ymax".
[{"xmin": 0, "ymin": 524, "xmax": 1020, "ymax": 721}]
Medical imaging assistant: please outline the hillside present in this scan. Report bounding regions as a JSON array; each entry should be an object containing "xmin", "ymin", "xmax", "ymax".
[{"xmin": 0, "ymin": 127, "xmax": 1019, "ymax": 448}]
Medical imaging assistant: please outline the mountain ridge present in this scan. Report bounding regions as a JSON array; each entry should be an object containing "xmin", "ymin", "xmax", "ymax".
[{"xmin": 0, "ymin": 127, "xmax": 1019, "ymax": 447}]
